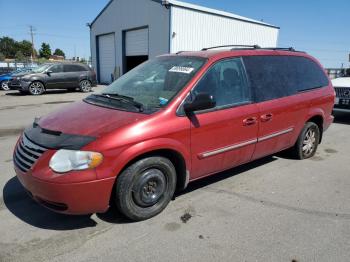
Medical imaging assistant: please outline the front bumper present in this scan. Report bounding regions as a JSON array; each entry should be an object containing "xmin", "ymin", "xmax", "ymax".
[
  {"xmin": 15, "ymin": 166, "xmax": 115, "ymax": 215},
  {"xmin": 9, "ymin": 80, "xmax": 30, "ymax": 91}
]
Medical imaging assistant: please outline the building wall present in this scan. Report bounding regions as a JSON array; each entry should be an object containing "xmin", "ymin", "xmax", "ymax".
[
  {"xmin": 90, "ymin": 0, "xmax": 170, "ymax": 77},
  {"xmin": 170, "ymin": 6, "xmax": 279, "ymax": 53}
]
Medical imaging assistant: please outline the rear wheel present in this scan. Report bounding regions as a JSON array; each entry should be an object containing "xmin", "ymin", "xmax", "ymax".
[
  {"xmin": 79, "ymin": 80, "xmax": 92, "ymax": 93},
  {"xmin": 28, "ymin": 81, "xmax": 45, "ymax": 95},
  {"xmin": 291, "ymin": 122, "xmax": 320, "ymax": 159},
  {"xmin": 115, "ymin": 156, "xmax": 177, "ymax": 221},
  {"xmin": 1, "ymin": 81, "xmax": 10, "ymax": 91}
]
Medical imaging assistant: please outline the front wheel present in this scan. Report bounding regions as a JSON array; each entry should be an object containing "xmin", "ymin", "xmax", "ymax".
[
  {"xmin": 28, "ymin": 81, "xmax": 45, "ymax": 95},
  {"xmin": 79, "ymin": 80, "xmax": 92, "ymax": 93},
  {"xmin": 115, "ymin": 156, "xmax": 177, "ymax": 221},
  {"xmin": 1, "ymin": 81, "xmax": 10, "ymax": 91},
  {"xmin": 292, "ymin": 122, "xmax": 320, "ymax": 160}
]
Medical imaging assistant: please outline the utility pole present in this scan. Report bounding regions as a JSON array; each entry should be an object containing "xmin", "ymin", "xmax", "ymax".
[{"xmin": 29, "ymin": 25, "xmax": 36, "ymax": 62}]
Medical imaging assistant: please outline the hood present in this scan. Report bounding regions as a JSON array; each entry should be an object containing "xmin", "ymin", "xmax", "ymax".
[
  {"xmin": 0, "ymin": 73, "xmax": 10, "ymax": 77},
  {"xmin": 38, "ymin": 100, "xmax": 149, "ymax": 137},
  {"xmin": 12, "ymin": 72, "xmax": 33, "ymax": 77}
]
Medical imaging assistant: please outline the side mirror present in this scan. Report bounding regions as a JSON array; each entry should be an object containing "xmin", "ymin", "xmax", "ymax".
[
  {"xmin": 184, "ymin": 93, "xmax": 216, "ymax": 113},
  {"xmin": 46, "ymin": 70, "xmax": 53, "ymax": 75}
]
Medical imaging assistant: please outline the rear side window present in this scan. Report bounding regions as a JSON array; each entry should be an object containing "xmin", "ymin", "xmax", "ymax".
[
  {"xmin": 243, "ymin": 56, "xmax": 329, "ymax": 102},
  {"xmin": 287, "ymin": 57, "xmax": 329, "ymax": 92},
  {"xmin": 64, "ymin": 64, "xmax": 87, "ymax": 72}
]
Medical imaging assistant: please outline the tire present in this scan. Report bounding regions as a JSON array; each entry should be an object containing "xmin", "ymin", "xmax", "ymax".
[
  {"xmin": 28, "ymin": 81, "xmax": 45, "ymax": 95},
  {"xmin": 115, "ymin": 156, "xmax": 177, "ymax": 221},
  {"xmin": 79, "ymin": 80, "xmax": 92, "ymax": 93},
  {"xmin": 291, "ymin": 122, "xmax": 320, "ymax": 160},
  {"xmin": 1, "ymin": 81, "xmax": 10, "ymax": 91}
]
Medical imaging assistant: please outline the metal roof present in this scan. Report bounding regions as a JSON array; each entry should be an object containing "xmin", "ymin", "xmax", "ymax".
[
  {"xmin": 90, "ymin": 0, "xmax": 279, "ymax": 29},
  {"xmin": 165, "ymin": 0, "xmax": 279, "ymax": 29}
]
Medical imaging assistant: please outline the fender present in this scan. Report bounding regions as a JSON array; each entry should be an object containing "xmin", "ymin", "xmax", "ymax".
[
  {"xmin": 305, "ymin": 108, "xmax": 325, "ymax": 126},
  {"xmin": 96, "ymin": 137, "xmax": 191, "ymax": 180}
]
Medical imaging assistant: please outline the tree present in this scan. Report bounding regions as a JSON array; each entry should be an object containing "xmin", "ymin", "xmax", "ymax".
[
  {"xmin": 53, "ymin": 48, "xmax": 65, "ymax": 58},
  {"xmin": 0, "ymin": 52, "xmax": 5, "ymax": 61},
  {"xmin": 15, "ymin": 51, "xmax": 25, "ymax": 61},
  {"xmin": 0, "ymin": 36, "xmax": 17, "ymax": 58},
  {"xmin": 39, "ymin": 42, "xmax": 51, "ymax": 59},
  {"xmin": 17, "ymin": 40, "xmax": 34, "ymax": 58}
]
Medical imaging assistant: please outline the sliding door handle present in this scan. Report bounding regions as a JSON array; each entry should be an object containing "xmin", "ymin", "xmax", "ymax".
[
  {"xmin": 243, "ymin": 117, "xmax": 257, "ymax": 126},
  {"xmin": 260, "ymin": 113, "xmax": 273, "ymax": 122}
]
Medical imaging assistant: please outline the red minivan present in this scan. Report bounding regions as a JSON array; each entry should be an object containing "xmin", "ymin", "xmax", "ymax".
[{"xmin": 13, "ymin": 46, "xmax": 335, "ymax": 221}]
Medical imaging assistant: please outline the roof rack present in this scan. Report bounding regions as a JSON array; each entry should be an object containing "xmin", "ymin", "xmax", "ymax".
[
  {"xmin": 201, "ymin": 45, "xmax": 305, "ymax": 53},
  {"xmin": 201, "ymin": 45, "xmax": 261, "ymax": 51}
]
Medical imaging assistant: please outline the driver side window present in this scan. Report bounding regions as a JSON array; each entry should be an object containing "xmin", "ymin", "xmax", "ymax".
[
  {"xmin": 192, "ymin": 58, "xmax": 251, "ymax": 108},
  {"xmin": 49, "ymin": 64, "xmax": 63, "ymax": 73}
]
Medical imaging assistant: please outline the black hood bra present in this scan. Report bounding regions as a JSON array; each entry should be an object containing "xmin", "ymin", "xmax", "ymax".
[{"xmin": 24, "ymin": 120, "xmax": 96, "ymax": 150}]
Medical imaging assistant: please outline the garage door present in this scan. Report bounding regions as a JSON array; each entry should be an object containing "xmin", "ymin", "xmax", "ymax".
[
  {"xmin": 98, "ymin": 33, "xmax": 115, "ymax": 84},
  {"xmin": 126, "ymin": 28, "xmax": 149, "ymax": 56}
]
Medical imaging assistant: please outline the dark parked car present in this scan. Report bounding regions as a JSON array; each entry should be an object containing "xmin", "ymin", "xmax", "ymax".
[{"xmin": 8, "ymin": 63, "xmax": 97, "ymax": 95}]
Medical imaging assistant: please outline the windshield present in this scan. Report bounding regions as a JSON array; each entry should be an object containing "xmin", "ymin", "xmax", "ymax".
[
  {"xmin": 87, "ymin": 56, "xmax": 206, "ymax": 113},
  {"xmin": 31, "ymin": 64, "xmax": 51, "ymax": 73}
]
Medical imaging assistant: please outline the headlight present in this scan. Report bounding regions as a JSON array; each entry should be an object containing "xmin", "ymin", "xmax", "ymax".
[{"xmin": 49, "ymin": 150, "xmax": 103, "ymax": 173}]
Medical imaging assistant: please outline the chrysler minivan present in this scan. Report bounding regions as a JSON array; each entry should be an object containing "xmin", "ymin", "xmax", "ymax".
[{"xmin": 13, "ymin": 46, "xmax": 335, "ymax": 221}]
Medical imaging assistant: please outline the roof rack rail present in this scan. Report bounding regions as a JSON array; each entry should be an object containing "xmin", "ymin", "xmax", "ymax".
[
  {"xmin": 201, "ymin": 45, "xmax": 261, "ymax": 51},
  {"xmin": 258, "ymin": 47, "xmax": 306, "ymax": 53},
  {"xmin": 201, "ymin": 45, "xmax": 305, "ymax": 53}
]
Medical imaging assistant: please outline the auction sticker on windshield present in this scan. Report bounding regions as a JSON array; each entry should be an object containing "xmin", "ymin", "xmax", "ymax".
[{"xmin": 169, "ymin": 66, "xmax": 194, "ymax": 74}]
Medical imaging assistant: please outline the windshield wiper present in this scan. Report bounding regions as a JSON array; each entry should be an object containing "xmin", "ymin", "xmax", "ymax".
[{"xmin": 93, "ymin": 93, "xmax": 144, "ymax": 112}]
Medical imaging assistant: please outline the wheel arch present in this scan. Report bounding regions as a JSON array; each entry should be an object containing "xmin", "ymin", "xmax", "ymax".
[
  {"xmin": 115, "ymin": 148, "xmax": 189, "ymax": 192},
  {"xmin": 30, "ymin": 79, "xmax": 46, "ymax": 89}
]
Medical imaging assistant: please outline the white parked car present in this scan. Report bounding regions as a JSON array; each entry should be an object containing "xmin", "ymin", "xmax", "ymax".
[{"xmin": 332, "ymin": 77, "xmax": 350, "ymax": 112}]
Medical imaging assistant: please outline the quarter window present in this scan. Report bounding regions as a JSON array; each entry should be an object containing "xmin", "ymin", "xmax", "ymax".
[
  {"xmin": 243, "ymin": 56, "xmax": 329, "ymax": 102},
  {"xmin": 192, "ymin": 58, "xmax": 251, "ymax": 108},
  {"xmin": 64, "ymin": 64, "xmax": 87, "ymax": 72}
]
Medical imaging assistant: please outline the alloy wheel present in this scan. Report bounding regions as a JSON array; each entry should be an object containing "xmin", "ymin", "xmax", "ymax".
[
  {"xmin": 80, "ymin": 80, "xmax": 91, "ymax": 92},
  {"xmin": 1, "ymin": 81, "xmax": 10, "ymax": 91},
  {"xmin": 302, "ymin": 127, "xmax": 317, "ymax": 156},
  {"xmin": 29, "ymin": 82, "xmax": 44, "ymax": 95}
]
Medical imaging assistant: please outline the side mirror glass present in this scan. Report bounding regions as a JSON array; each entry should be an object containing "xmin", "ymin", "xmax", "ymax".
[{"xmin": 184, "ymin": 93, "xmax": 216, "ymax": 113}]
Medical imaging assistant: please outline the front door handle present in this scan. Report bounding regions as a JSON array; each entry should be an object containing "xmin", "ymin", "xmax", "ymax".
[
  {"xmin": 260, "ymin": 113, "xmax": 273, "ymax": 122},
  {"xmin": 243, "ymin": 117, "xmax": 257, "ymax": 126}
]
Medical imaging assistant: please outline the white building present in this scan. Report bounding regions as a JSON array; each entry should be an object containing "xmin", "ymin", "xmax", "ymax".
[{"xmin": 89, "ymin": 0, "xmax": 279, "ymax": 84}]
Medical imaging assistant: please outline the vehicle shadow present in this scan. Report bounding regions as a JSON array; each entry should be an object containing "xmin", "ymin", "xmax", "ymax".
[
  {"xmin": 3, "ymin": 177, "xmax": 98, "ymax": 230},
  {"xmin": 5, "ymin": 90, "xmax": 81, "ymax": 96},
  {"xmin": 333, "ymin": 111, "xmax": 350, "ymax": 125},
  {"xmin": 3, "ymin": 156, "xmax": 276, "ymax": 228},
  {"xmin": 176, "ymin": 156, "xmax": 277, "ymax": 197}
]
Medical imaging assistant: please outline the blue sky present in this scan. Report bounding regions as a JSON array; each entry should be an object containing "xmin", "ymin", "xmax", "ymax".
[{"xmin": 0, "ymin": 0, "xmax": 349, "ymax": 67}]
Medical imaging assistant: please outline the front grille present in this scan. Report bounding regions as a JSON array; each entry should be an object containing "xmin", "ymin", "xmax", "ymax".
[
  {"xmin": 334, "ymin": 87, "xmax": 350, "ymax": 99},
  {"xmin": 14, "ymin": 135, "xmax": 47, "ymax": 173}
]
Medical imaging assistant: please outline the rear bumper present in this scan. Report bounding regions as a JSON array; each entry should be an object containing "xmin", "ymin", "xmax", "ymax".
[
  {"xmin": 15, "ymin": 166, "xmax": 115, "ymax": 215},
  {"xmin": 324, "ymin": 114, "xmax": 334, "ymax": 132}
]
